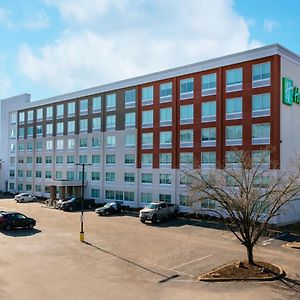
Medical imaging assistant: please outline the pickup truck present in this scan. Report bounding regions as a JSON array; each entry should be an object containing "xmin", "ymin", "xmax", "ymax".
[{"xmin": 139, "ymin": 202, "xmax": 179, "ymax": 224}]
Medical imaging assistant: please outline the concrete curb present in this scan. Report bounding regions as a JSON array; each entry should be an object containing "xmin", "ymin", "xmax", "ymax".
[
  {"xmin": 197, "ymin": 262, "xmax": 285, "ymax": 282},
  {"xmin": 286, "ymin": 242, "xmax": 300, "ymax": 249}
]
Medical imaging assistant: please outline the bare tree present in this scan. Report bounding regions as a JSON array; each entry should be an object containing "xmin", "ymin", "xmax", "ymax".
[{"xmin": 186, "ymin": 151, "xmax": 300, "ymax": 265}]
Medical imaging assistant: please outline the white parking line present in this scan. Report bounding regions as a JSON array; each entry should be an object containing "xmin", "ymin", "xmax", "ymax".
[
  {"xmin": 262, "ymin": 233, "xmax": 286, "ymax": 246},
  {"xmin": 170, "ymin": 254, "xmax": 213, "ymax": 270}
]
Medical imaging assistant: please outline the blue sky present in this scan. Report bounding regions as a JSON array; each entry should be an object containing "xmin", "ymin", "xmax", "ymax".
[{"xmin": 1, "ymin": 0, "xmax": 300, "ymax": 101}]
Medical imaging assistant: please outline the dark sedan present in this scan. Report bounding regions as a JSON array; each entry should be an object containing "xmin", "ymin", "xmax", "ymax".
[
  {"xmin": 95, "ymin": 201, "xmax": 124, "ymax": 216},
  {"xmin": 61, "ymin": 197, "xmax": 95, "ymax": 211},
  {"xmin": 0, "ymin": 211, "xmax": 36, "ymax": 231}
]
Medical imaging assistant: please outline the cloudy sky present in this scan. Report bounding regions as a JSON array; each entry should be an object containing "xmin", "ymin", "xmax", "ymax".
[{"xmin": 0, "ymin": 0, "xmax": 299, "ymax": 101}]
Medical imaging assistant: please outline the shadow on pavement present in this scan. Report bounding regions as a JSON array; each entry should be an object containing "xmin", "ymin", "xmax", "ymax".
[
  {"xmin": 272, "ymin": 276, "xmax": 300, "ymax": 297},
  {"xmin": 1, "ymin": 228, "xmax": 41, "ymax": 237}
]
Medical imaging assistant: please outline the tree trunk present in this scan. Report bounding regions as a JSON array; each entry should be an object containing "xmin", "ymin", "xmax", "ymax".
[{"xmin": 247, "ymin": 245, "xmax": 255, "ymax": 265}]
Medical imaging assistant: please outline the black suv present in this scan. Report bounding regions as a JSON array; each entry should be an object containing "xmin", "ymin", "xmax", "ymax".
[
  {"xmin": 0, "ymin": 211, "xmax": 36, "ymax": 231},
  {"xmin": 61, "ymin": 197, "xmax": 95, "ymax": 211}
]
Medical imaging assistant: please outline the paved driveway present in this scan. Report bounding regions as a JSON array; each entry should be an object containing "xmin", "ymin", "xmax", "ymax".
[{"xmin": 0, "ymin": 199, "xmax": 299, "ymax": 300}]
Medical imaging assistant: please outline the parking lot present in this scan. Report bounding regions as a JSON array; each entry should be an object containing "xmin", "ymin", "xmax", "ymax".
[{"xmin": 0, "ymin": 199, "xmax": 299, "ymax": 300}]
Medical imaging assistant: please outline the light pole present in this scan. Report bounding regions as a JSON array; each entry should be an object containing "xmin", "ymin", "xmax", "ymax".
[{"xmin": 75, "ymin": 163, "xmax": 92, "ymax": 242}]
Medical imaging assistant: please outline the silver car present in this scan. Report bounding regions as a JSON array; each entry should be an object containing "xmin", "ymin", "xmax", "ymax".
[{"xmin": 14, "ymin": 193, "xmax": 37, "ymax": 203}]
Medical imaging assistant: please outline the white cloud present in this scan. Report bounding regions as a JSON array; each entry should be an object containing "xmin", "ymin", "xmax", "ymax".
[
  {"xmin": 22, "ymin": 10, "xmax": 50, "ymax": 30},
  {"xmin": 0, "ymin": 7, "xmax": 13, "ymax": 29},
  {"xmin": 19, "ymin": 0, "xmax": 262, "ymax": 96},
  {"xmin": 263, "ymin": 19, "xmax": 279, "ymax": 33}
]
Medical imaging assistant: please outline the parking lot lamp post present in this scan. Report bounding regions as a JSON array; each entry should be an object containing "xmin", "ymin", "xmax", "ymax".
[{"xmin": 75, "ymin": 163, "xmax": 91, "ymax": 242}]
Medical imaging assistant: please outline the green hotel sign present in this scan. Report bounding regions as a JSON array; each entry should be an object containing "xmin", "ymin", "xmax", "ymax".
[{"xmin": 282, "ymin": 77, "xmax": 300, "ymax": 105}]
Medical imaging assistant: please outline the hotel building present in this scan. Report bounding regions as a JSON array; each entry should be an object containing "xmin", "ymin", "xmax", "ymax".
[{"xmin": 1, "ymin": 43, "xmax": 300, "ymax": 225}]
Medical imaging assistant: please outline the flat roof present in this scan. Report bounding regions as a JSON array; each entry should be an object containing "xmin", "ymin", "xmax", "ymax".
[{"xmin": 3, "ymin": 43, "xmax": 300, "ymax": 110}]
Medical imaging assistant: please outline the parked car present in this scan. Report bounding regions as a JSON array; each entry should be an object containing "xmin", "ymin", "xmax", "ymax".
[
  {"xmin": 0, "ymin": 211, "xmax": 36, "ymax": 230},
  {"xmin": 61, "ymin": 197, "xmax": 95, "ymax": 211},
  {"xmin": 14, "ymin": 193, "xmax": 37, "ymax": 203},
  {"xmin": 54, "ymin": 197, "xmax": 72, "ymax": 209},
  {"xmin": 95, "ymin": 201, "xmax": 124, "ymax": 216},
  {"xmin": 139, "ymin": 202, "xmax": 179, "ymax": 224}
]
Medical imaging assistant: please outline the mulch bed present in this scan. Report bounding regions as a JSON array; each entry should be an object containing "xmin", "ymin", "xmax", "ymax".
[{"xmin": 199, "ymin": 261, "xmax": 283, "ymax": 281}]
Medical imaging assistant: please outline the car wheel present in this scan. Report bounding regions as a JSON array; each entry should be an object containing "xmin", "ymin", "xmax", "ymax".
[
  {"xmin": 140, "ymin": 218, "xmax": 146, "ymax": 223},
  {"xmin": 21, "ymin": 199, "xmax": 24, "ymax": 203},
  {"xmin": 5, "ymin": 224, "xmax": 12, "ymax": 231},
  {"xmin": 151, "ymin": 215, "xmax": 157, "ymax": 224},
  {"xmin": 28, "ymin": 223, "xmax": 34, "ymax": 229},
  {"xmin": 33, "ymin": 197, "xmax": 37, "ymax": 202},
  {"xmin": 88, "ymin": 204, "xmax": 92, "ymax": 209},
  {"xmin": 69, "ymin": 206, "xmax": 73, "ymax": 211},
  {"xmin": 173, "ymin": 210, "xmax": 179, "ymax": 218}
]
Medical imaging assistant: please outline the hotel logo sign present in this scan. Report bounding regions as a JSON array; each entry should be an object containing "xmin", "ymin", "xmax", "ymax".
[{"xmin": 282, "ymin": 77, "xmax": 300, "ymax": 106}]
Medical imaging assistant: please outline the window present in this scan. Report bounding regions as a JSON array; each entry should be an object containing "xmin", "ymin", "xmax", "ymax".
[
  {"xmin": 252, "ymin": 62, "xmax": 270, "ymax": 87},
  {"xmin": 159, "ymin": 194, "xmax": 171, "ymax": 203},
  {"xmin": 105, "ymin": 190, "xmax": 115, "ymax": 200},
  {"xmin": 202, "ymin": 101, "xmax": 216, "ymax": 122},
  {"xmin": 125, "ymin": 133, "xmax": 136, "ymax": 147},
  {"xmin": 57, "ymin": 104, "xmax": 64, "ymax": 118},
  {"xmin": 56, "ymin": 122, "xmax": 64, "ymax": 135},
  {"xmin": 80, "ymin": 119, "xmax": 88, "ymax": 133},
  {"xmin": 106, "ymin": 172, "xmax": 115, "ymax": 182},
  {"xmin": 18, "ymin": 142, "xmax": 25, "ymax": 151},
  {"xmin": 45, "ymin": 156, "xmax": 52, "ymax": 164},
  {"xmin": 180, "ymin": 152, "xmax": 193, "ymax": 166},
  {"xmin": 180, "ymin": 78, "xmax": 194, "ymax": 99},
  {"xmin": 80, "ymin": 138, "xmax": 88, "ymax": 148},
  {"xmin": 19, "ymin": 128, "xmax": 24, "ymax": 139},
  {"xmin": 180, "ymin": 174, "xmax": 192, "ymax": 185},
  {"xmin": 106, "ymin": 115, "xmax": 116, "ymax": 130},
  {"xmin": 11, "ymin": 143, "xmax": 16, "ymax": 153},
  {"xmin": 226, "ymin": 125, "xmax": 242, "ymax": 146},
  {"xmin": 201, "ymin": 152, "xmax": 216, "ymax": 167},
  {"xmin": 142, "ymin": 86, "xmax": 153, "ymax": 105},
  {"xmin": 11, "ymin": 128, "xmax": 16, "ymax": 139},
  {"xmin": 26, "ymin": 156, "xmax": 32, "ymax": 164},
  {"xmin": 160, "ymin": 107, "xmax": 172, "ymax": 126},
  {"xmin": 180, "ymin": 195, "xmax": 189, "ymax": 206},
  {"xmin": 125, "ymin": 112, "xmax": 135, "ymax": 128},
  {"xmin": 35, "ymin": 185, "xmax": 42, "ymax": 192},
  {"xmin": 10, "ymin": 157, "xmax": 15, "ymax": 165},
  {"xmin": 56, "ymin": 156, "xmax": 63, "ymax": 164},
  {"xmin": 159, "ymin": 174, "xmax": 172, "ymax": 185},
  {"xmin": 125, "ymin": 154, "xmax": 135, "ymax": 165},
  {"xmin": 252, "ymin": 123, "xmax": 270, "ymax": 145},
  {"xmin": 91, "ymin": 189, "xmax": 100, "ymax": 198},
  {"xmin": 56, "ymin": 171, "xmax": 63, "ymax": 180},
  {"xmin": 141, "ymin": 192, "xmax": 152, "ymax": 203},
  {"xmin": 201, "ymin": 127, "xmax": 216, "ymax": 147},
  {"xmin": 67, "ymin": 171, "xmax": 75, "ymax": 180},
  {"xmin": 37, "ymin": 108, "xmax": 43, "ymax": 121},
  {"xmin": 80, "ymin": 99, "xmax": 88, "ymax": 115},
  {"xmin": 106, "ymin": 94, "xmax": 116, "ymax": 111},
  {"xmin": 56, "ymin": 139, "xmax": 64, "ymax": 150},
  {"xmin": 68, "ymin": 120, "xmax": 75, "ymax": 133},
  {"xmin": 180, "ymin": 104, "xmax": 193, "ymax": 124},
  {"xmin": 159, "ymin": 153, "xmax": 172, "ymax": 167},
  {"xmin": 68, "ymin": 138, "xmax": 75, "ymax": 150},
  {"xmin": 92, "ymin": 137, "xmax": 101, "ymax": 148},
  {"xmin": 226, "ymin": 68, "xmax": 243, "ymax": 92},
  {"xmin": 106, "ymin": 154, "xmax": 116, "ymax": 165},
  {"xmin": 19, "ymin": 112, "xmax": 25, "ymax": 124},
  {"xmin": 92, "ymin": 117, "xmax": 101, "ymax": 131},
  {"xmin": 125, "ymin": 89, "xmax": 136, "ymax": 108},
  {"xmin": 253, "ymin": 176, "xmax": 270, "ymax": 188},
  {"xmin": 142, "ymin": 132, "xmax": 153, "ymax": 149},
  {"xmin": 92, "ymin": 96, "xmax": 101, "ymax": 112},
  {"xmin": 36, "ymin": 141, "xmax": 43, "ymax": 151},
  {"xmin": 11, "ymin": 113, "xmax": 17, "ymax": 124},
  {"xmin": 124, "ymin": 172, "xmax": 135, "ymax": 183},
  {"xmin": 26, "ymin": 184, "xmax": 32, "ymax": 191},
  {"xmin": 226, "ymin": 97, "xmax": 242, "ymax": 120},
  {"xmin": 160, "ymin": 82, "xmax": 172, "ymax": 102},
  {"xmin": 36, "ymin": 125, "xmax": 43, "ymax": 137},
  {"xmin": 8, "ymin": 182, "xmax": 13, "ymax": 190},
  {"xmin": 124, "ymin": 191, "xmax": 134, "ymax": 202},
  {"xmin": 67, "ymin": 155, "xmax": 75, "ymax": 164},
  {"xmin": 160, "ymin": 131, "xmax": 172, "ymax": 148},
  {"xmin": 107, "ymin": 135, "xmax": 116, "ymax": 148},
  {"xmin": 141, "ymin": 173, "xmax": 152, "ymax": 184},
  {"xmin": 142, "ymin": 153, "xmax": 152, "ymax": 167},
  {"xmin": 27, "ymin": 110, "xmax": 34, "ymax": 123},
  {"xmin": 68, "ymin": 102, "xmax": 75, "ymax": 117},
  {"xmin": 226, "ymin": 151, "xmax": 240, "ymax": 165},
  {"xmin": 35, "ymin": 171, "xmax": 42, "ymax": 179},
  {"xmin": 252, "ymin": 150, "xmax": 270, "ymax": 165},
  {"xmin": 46, "ymin": 123, "xmax": 53, "ymax": 136},
  {"xmin": 201, "ymin": 199, "xmax": 216, "ymax": 209},
  {"xmin": 18, "ymin": 170, "xmax": 23, "ymax": 178},
  {"xmin": 202, "ymin": 73, "xmax": 216, "ymax": 96},
  {"xmin": 92, "ymin": 155, "xmax": 100, "ymax": 164},
  {"xmin": 116, "ymin": 191, "xmax": 124, "ymax": 201},
  {"xmin": 78, "ymin": 172, "xmax": 87, "ymax": 181},
  {"xmin": 46, "ymin": 140, "xmax": 53, "ymax": 150},
  {"xmin": 27, "ymin": 141, "xmax": 33, "ymax": 151},
  {"xmin": 27, "ymin": 126, "xmax": 33, "ymax": 138},
  {"xmin": 17, "ymin": 184, "xmax": 23, "ymax": 191},
  {"xmin": 180, "ymin": 129, "xmax": 193, "ymax": 147},
  {"xmin": 45, "ymin": 171, "xmax": 52, "ymax": 179},
  {"xmin": 18, "ymin": 156, "xmax": 24, "ymax": 164},
  {"xmin": 46, "ymin": 106, "xmax": 53, "ymax": 120},
  {"xmin": 142, "ymin": 110, "xmax": 153, "ymax": 128},
  {"xmin": 10, "ymin": 170, "xmax": 15, "ymax": 178},
  {"xmin": 92, "ymin": 172, "xmax": 100, "ymax": 181},
  {"xmin": 26, "ymin": 170, "xmax": 32, "ymax": 178},
  {"xmin": 79, "ymin": 155, "xmax": 87, "ymax": 164},
  {"xmin": 252, "ymin": 94, "xmax": 270, "ymax": 117}
]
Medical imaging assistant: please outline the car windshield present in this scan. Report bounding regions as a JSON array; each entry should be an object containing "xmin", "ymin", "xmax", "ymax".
[
  {"xmin": 103, "ymin": 203, "xmax": 113, "ymax": 208},
  {"xmin": 146, "ymin": 203, "xmax": 158, "ymax": 209}
]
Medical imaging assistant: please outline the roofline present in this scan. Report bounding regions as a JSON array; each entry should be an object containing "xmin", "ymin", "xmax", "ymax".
[{"xmin": 5, "ymin": 43, "xmax": 300, "ymax": 109}]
